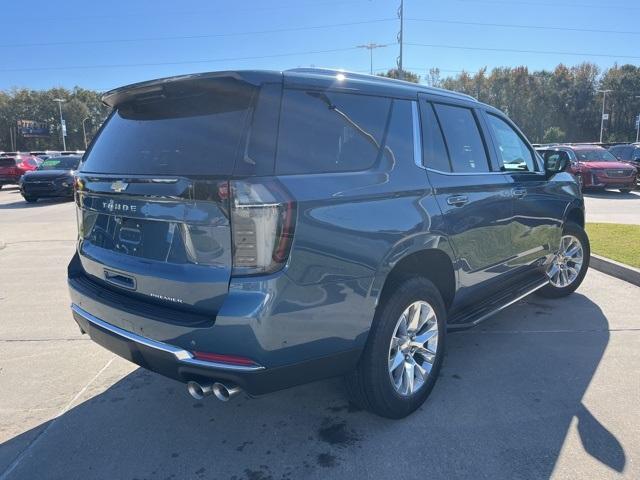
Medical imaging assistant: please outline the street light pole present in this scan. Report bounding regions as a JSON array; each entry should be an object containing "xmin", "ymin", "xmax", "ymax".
[
  {"xmin": 82, "ymin": 117, "xmax": 90, "ymax": 149},
  {"xmin": 53, "ymin": 98, "xmax": 66, "ymax": 150},
  {"xmin": 356, "ymin": 43, "xmax": 387, "ymax": 74},
  {"xmin": 597, "ymin": 89, "xmax": 612, "ymax": 143},
  {"xmin": 635, "ymin": 96, "xmax": 640, "ymax": 143}
]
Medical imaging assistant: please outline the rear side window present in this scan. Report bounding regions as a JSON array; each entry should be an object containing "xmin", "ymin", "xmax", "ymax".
[
  {"xmin": 420, "ymin": 101, "xmax": 450, "ymax": 172},
  {"xmin": 276, "ymin": 89, "xmax": 392, "ymax": 174},
  {"xmin": 433, "ymin": 104, "xmax": 489, "ymax": 173},
  {"xmin": 81, "ymin": 78, "xmax": 257, "ymax": 176}
]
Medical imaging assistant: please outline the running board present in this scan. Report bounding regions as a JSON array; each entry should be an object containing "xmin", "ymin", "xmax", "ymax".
[{"xmin": 447, "ymin": 279, "xmax": 549, "ymax": 331}]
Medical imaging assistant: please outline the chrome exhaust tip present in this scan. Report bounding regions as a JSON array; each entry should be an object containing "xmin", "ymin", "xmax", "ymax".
[
  {"xmin": 187, "ymin": 381, "xmax": 213, "ymax": 400},
  {"xmin": 212, "ymin": 382, "xmax": 241, "ymax": 402}
]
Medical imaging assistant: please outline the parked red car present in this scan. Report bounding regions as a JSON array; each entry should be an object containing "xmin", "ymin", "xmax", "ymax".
[
  {"xmin": 0, "ymin": 154, "xmax": 40, "ymax": 189},
  {"xmin": 536, "ymin": 145, "xmax": 637, "ymax": 193}
]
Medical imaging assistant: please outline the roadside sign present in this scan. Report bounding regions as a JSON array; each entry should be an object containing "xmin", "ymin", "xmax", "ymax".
[
  {"xmin": 602, "ymin": 113, "xmax": 609, "ymax": 121},
  {"xmin": 636, "ymin": 115, "xmax": 640, "ymax": 129},
  {"xmin": 61, "ymin": 119, "xmax": 67, "ymax": 137}
]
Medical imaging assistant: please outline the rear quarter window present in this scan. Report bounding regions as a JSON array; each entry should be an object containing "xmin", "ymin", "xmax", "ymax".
[{"xmin": 275, "ymin": 89, "xmax": 393, "ymax": 175}]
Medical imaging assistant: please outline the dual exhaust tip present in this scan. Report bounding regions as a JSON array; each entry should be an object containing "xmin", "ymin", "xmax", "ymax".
[{"xmin": 187, "ymin": 381, "xmax": 241, "ymax": 402}]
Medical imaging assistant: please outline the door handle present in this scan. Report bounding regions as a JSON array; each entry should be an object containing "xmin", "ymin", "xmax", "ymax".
[
  {"xmin": 446, "ymin": 195, "xmax": 469, "ymax": 207},
  {"xmin": 512, "ymin": 188, "xmax": 527, "ymax": 198}
]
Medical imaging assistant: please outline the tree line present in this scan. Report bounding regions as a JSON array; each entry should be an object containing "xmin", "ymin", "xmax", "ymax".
[
  {"xmin": 421, "ymin": 63, "xmax": 639, "ymax": 144},
  {"xmin": 387, "ymin": 63, "xmax": 640, "ymax": 144},
  {"xmin": 2, "ymin": 63, "xmax": 639, "ymax": 152},
  {"xmin": 0, "ymin": 87, "xmax": 110, "ymax": 152}
]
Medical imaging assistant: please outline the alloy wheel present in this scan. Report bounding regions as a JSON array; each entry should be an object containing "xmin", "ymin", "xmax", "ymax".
[
  {"xmin": 388, "ymin": 300, "xmax": 439, "ymax": 396},
  {"xmin": 547, "ymin": 235, "xmax": 584, "ymax": 288}
]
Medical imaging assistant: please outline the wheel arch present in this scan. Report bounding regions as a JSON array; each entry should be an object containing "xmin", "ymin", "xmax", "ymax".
[
  {"xmin": 564, "ymin": 202, "xmax": 585, "ymax": 229},
  {"xmin": 372, "ymin": 245, "xmax": 457, "ymax": 313}
]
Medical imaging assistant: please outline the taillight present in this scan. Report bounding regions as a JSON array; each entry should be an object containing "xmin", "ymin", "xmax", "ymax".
[{"xmin": 230, "ymin": 179, "xmax": 296, "ymax": 276}]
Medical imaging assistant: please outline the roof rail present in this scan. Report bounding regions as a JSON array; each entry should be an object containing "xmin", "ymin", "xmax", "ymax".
[{"xmin": 285, "ymin": 67, "xmax": 478, "ymax": 102}]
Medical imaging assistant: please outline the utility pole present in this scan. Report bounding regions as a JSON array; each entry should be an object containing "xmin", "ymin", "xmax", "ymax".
[
  {"xmin": 82, "ymin": 117, "xmax": 90, "ymax": 148},
  {"xmin": 357, "ymin": 43, "xmax": 386, "ymax": 74},
  {"xmin": 397, "ymin": 0, "xmax": 404, "ymax": 80},
  {"xmin": 597, "ymin": 89, "xmax": 612, "ymax": 143},
  {"xmin": 53, "ymin": 98, "xmax": 66, "ymax": 150},
  {"xmin": 635, "ymin": 96, "xmax": 640, "ymax": 143}
]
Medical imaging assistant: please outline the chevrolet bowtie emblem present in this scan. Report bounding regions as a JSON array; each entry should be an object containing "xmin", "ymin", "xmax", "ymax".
[{"xmin": 110, "ymin": 180, "xmax": 128, "ymax": 193}]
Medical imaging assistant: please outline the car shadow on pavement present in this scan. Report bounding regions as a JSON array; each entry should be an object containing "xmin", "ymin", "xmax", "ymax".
[
  {"xmin": 0, "ymin": 195, "xmax": 72, "ymax": 209},
  {"xmin": 0, "ymin": 293, "xmax": 625, "ymax": 480}
]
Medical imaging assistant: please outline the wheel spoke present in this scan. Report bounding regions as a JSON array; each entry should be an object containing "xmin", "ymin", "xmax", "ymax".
[
  {"xmin": 414, "ymin": 360, "xmax": 428, "ymax": 381},
  {"xmin": 404, "ymin": 360, "xmax": 415, "ymax": 394},
  {"xmin": 407, "ymin": 303, "xmax": 421, "ymax": 332},
  {"xmin": 412, "ymin": 329, "xmax": 438, "ymax": 347},
  {"xmin": 415, "ymin": 346, "xmax": 436, "ymax": 362},
  {"xmin": 566, "ymin": 244, "xmax": 581, "ymax": 258},
  {"xmin": 415, "ymin": 305, "xmax": 435, "ymax": 332},
  {"xmin": 567, "ymin": 266, "xmax": 579, "ymax": 279},
  {"xmin": 389, "ymin": 350, "xmax": 404, "ymax": 373}
]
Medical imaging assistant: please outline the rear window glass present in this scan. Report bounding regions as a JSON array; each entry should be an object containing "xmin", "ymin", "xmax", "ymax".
[
  {"xmin": 39, "ymin": 157, "xmax": 80, "ymax": 170},
  {"xmin": 433, "ymin": 104, "xmax": 489, "ymax": 173},
  {"xmin": 276, "ymin": 89, "xmax": 393, "ymax": 174},
  {"xmin": 420, "ymin": 101, "xmax": 451, "ymax": 171},
  {"xmin": 81, "ymin": 79, "xmax": 257, "ymax": 176}
]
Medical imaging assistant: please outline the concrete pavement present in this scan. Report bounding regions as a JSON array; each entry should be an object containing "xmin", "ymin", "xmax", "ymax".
[{"xmin": 0, "ymin": 186, "xmax": 639, "ymax": 480}]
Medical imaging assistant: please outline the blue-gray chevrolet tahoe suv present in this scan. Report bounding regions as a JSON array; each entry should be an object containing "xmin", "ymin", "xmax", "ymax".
[{"xmin": 68, "ymin": 69, "xmax": 589, "ymax": 418}]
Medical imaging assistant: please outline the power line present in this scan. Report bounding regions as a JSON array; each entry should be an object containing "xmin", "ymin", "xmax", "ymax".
[
  {"xmin": 0, "ymin": 46, "xmax": 362, "ymax": 73},
  {"xmin": 406, "ymin": 42, "xmax": 640, "ymax": 60},
  {"xmin": 407, "ymin": 18, "xmax": 640, "ymax": 36},
  {"xmin": 16, "ymin": 0, "xmax": 367, "ymax": 23},
  {"xmin": 449, "ymin": 0, "xmax": 640, "ymax": 10},
  {"xmin": 0, "ymin": 19, "xmax": 395, "ymax": 49}
]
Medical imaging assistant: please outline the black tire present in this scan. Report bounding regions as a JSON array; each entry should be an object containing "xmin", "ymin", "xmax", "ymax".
[
  {"xmin": 23, "ymin": 196, "xmax": 38, "ymax": 203},
  {"xmin": 346, "ymin": 277, "xmax": 446, "ymax": 419},
  {"xmin": 537, "ymin": 222, "xmax": 590, "ymax": 298}
]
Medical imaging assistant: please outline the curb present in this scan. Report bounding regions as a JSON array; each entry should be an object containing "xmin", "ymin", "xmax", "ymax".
[{"xmin": 590, "ymin": 254, "xmax": 640, "ymax": 287}]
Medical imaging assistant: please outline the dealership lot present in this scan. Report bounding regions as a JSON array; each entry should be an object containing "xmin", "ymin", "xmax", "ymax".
[
  {"xmin": 0, "ymin": 186, "xmax": 639, "ymax": 480},
  {"xmin": 583, "ymin": 190, "xmax": 640, "ymax": 225}
]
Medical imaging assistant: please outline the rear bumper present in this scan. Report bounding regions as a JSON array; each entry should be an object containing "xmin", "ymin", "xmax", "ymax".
[
  {"xmin": 71, "ymin": 302, "xmax": 359, "ymax": 395},
  {"xmin": 20, "ymin": 184, "xmax": 73, "ymax": 197},
  {"xmin": 0, "ymin": 175, "xmax": 21, "ymax": 185}
]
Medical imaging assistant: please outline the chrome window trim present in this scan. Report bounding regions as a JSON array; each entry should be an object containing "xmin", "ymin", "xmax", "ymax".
[
  {"xmin": 425, "ymin": 167, "xmax": 504, "ymax": 176},
  {"xmin": 411, "ymin": 101, "xmax": 425, "ymax": 170},
  {"xmin": 425, "ymin": 166, "xmax": 546, "ymax": 177},
  {"xmin": 71, "ymin": 303, "xmax": 265, "ymax": 372}
]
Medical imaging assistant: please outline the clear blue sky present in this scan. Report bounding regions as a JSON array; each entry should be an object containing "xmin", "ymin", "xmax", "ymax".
[{"xmin": 2, "ymin": 0, "xmax": 639, "ymax": 91}]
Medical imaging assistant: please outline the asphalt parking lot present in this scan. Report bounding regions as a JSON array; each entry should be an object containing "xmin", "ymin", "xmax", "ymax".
[
  {"xmin": 0, "ymin": 186, "xmax": 639, "ymax": 480},
  {"xmin": 583, "ymin": 190, "xmax": 640, "ymax": 225}
]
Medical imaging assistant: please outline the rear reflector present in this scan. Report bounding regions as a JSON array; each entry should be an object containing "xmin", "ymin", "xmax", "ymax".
[{"xmin": 192, "ymin": 351, "xmax": 257, "ymax": 366}]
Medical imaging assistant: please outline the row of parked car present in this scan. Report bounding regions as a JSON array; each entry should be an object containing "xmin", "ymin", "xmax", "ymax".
[
  {"xmin": 534, "ymin": 143, "xmax": 640, "ymax": 193},
  {"xmin": 0, "ymin": 150, "xmax": 84, "ymax": 202}
]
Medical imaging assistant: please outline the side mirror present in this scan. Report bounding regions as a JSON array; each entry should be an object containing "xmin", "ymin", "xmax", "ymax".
[{"xmin": 544, "ymin": 156, "xmax": 570, "ymax": 177}]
